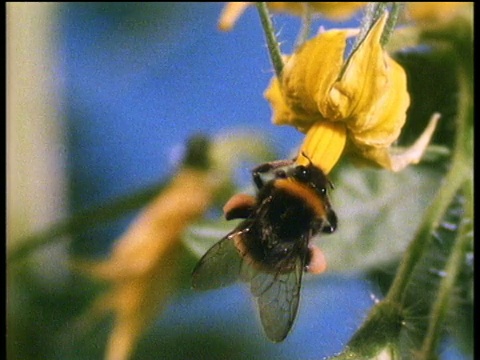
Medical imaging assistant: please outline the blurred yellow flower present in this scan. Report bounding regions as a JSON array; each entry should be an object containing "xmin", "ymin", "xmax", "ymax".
[
  {"xmin": 72, "ymin": 167, "xmax": 218, "ymax": 360},
  {"xmin": 406, "ymin": 2, "xmax": 473, "ymax": 26},
  {"xmin": 264, "ymin": 12, "xmax": 438, "ymax": 173},
  {"xmin": 218, "ymin": 2, "xmax": 367, "ymax": 31}
]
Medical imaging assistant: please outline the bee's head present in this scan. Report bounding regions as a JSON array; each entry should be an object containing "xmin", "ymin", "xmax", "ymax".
[
  {"xmin": 291, "ymin": 153, "xmax": 332, "ymax": 196},
  {"xmin": 292, "ymin": 153, "xmax": 337, "ymax": 233}
]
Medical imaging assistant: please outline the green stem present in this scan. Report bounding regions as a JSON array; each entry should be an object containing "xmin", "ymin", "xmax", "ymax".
[
  {"xmin": 8, "ymin": 135, "xmax": 215, "ymax": 264},
  {"xmin": 385, "ymin": 161, "xmax": 467, "ymax": 302},
  {"xmin": 7, "ymin": 180, "xmax": 167, "ymax": 263},
  {"xmin": 338, "ymin": 21, "xmax": 473, "ymax": 358},
  {"xmin": 386, "ymin": 48, "xmax": 473, "ymax": 304},
  {"xmin": 419, "ymin": 180, "xmax": 473, "ymax": 359},
  {"xmin": 348, "ymin": 2, "xmax": 387, "ymax": 60},
  {"xmin": 256, "ymin": 2, "xmax": 284, "ymax": 78},
  {"xmin": 294, "ymin": 2, "xmax": 312, "ymax": 49},
  {"xmin": 380, "ymin": 2, "xmax": 403, "ymax": 46},
  {"xmin": 417, "ymin": 44, "xmax": 473, "ymax": 359}
]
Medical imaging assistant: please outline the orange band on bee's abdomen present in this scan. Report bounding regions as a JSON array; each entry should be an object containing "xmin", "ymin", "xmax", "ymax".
[{"xmin": 273, "ymin": 178, "xmax": 328, "ymax": 219}]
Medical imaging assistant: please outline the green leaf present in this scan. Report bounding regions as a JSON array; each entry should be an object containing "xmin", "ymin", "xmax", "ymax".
[
  {"xmin": 183, "ymin": 218, "xmax": 243, "ymax": 259},
  {"xmin": 330, "ymin": 300, "xmax": 404, "ymax": 360},
  {"xmin": 318, "ymin": 161, "xmax": 443, "ymax": 273},
  {"xmin": 399, "ymin": 189, "xmax": 473, "ymax": 358},
  {"xmin": 210, "ymin": 129, "xmax": 278, "ymax": 178}
]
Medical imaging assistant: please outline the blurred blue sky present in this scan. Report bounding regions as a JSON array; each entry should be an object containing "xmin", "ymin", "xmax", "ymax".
[{"xmin": 61, "ymin": 3, "xmax": 306, "ymax": 206}]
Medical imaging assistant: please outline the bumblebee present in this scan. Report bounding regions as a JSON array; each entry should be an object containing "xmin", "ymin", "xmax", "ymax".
[{"xmin": 192, "ymin": 156, "xmax": 337, "ymax": 342}]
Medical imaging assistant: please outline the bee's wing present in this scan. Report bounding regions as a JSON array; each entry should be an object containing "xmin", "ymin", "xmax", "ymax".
[
  {"xmin": 247, "ymin": 257, "xmax": 304, "ymax": 342},
  {"xmin": 192, "ymin": 227, "xmax": 248, "ymax": 290}
]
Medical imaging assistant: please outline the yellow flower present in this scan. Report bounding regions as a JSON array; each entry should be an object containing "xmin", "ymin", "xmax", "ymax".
[
  {"xmin": 218, "ymin": 2, "xmax": 367, "ymax": 31},
  {"xmin": 405, "ymin": 2, "xmax": 473, "ymax": 26},
  {"xmin": 264, "ymin": 12, "xmax": 439, "ymax": 174},
  {"xmin": 72, "ymin": 167, "xmax": 218, "ymax": 360}
]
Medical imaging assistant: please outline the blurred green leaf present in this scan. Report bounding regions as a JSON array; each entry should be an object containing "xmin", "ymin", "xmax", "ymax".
[
  {"xmin": 395, "ymin": 46, "xmax": 458, "ymax": 150},
  {"xmin": 398, "ymin": 190, "xmax": 473, "ymax": 358},
  {"xmin": 183, "ymin": 218, "xmax": 243, "ymax": 259},
  {"xmin": 210, "ymin": 129, "xmax": 278, "ymax": 179},
  {"xmin": 317, "ymin": 161, "xmax": 444, "ymax": 272}
]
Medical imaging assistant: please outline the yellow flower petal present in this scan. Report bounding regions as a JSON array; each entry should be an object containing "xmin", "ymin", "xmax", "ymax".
[
  {"xmin": 74, "ymin": 169, "xmax": 215, "ymax": 279},
  {"xmin": 365, "ymin": 113, "xmax": 441, "ymax": 172},
  {"xmin": 218, "ymin": 2, "xmax": 367, "ymax": 31},
  {"xmin": 266, "ymin": 12, "xmax": 435, "ymax": 172},
  {"xmin": 264, "ymin": 75, "xmax": 318, "ymax": 132},
  {"xmin": 323, "ymin": 12, "xmax": 410, "ymax": 151},
  {"xmin": 406, "ymin": 2, "xmax": 473, "ymax": 25},
  {"xmin": 283, "ymin": 29, "xmax": 348, "ymax": 121},
  {"xmin": 307, "ymin": 2, "xmax": 367, "ymax": 20},
  {"xmin": 72, "ymin": 168, "xmax": 218, "ymax": 360},
  {"xmin": 296, "ymin": 121, "xmax": 347, "ymax": 174},
  {"xmin": 262, "ymin": 2, "xmax": 366, "ymax": 20},
  {"xmin": 264, "ymin": 29, "xmax": 354, "ymax": 131},
  {"xmin": 218, "ymin": 2, "xmax": 252, "ymax": 31}
]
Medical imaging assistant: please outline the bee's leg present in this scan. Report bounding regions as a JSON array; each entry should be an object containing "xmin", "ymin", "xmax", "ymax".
[
  {"xmin": 223, "ymin": 193, "xmax": 257, "ymax": 220},
  {"xmin": 322, "ymin": 209, "xmax": 337, "ymax": 233},
  {"xmin": 251, "ymin": 159, "xmax": 295, "ymax": 190},
  {"xmin": 252, "ymin": 163, "xmax": 275, "ymax": 189}
]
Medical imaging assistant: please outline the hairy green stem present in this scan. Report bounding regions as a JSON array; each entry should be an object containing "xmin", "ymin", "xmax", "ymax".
[
  {"xmin": 418, "ymin": 180, "xmax": 473, "ymax": 359},
  {"xmin": 336, "ymin": 16, "xmax": 473, "ymax": 357},
  {"xmin": 256, "ymin": 2, "xmax": 284, "ymax": 78},
  {"xmin": 386, "ymin": 161, "xmax": 467, "ymax": 302},
  {"xmin": 348, "ymin": 2, "xmax": 387, "ymax": 60},
  {"xmin": 416, "ymin": 48, "xmax": 473, "ymax": 358},
  {"xmin": 295, "ymin": 2, "xmax": 312, "ymax": 49},
  {"xmin": 386, "ymin": 53, "xmax": 472, "ymax": 304},
  {"xmin": 380, "ymin": 2, "xmax": 403, "ymax": 46}
]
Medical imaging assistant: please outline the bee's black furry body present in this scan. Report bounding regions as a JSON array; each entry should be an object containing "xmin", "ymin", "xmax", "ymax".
[{"xmin": 192, "ymin": 159, "xmax": 337, "ymax": 342}]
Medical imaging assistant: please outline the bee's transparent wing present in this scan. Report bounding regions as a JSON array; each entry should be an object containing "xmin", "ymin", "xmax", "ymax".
[
  {"xmin": 246, "ymin": 257, "xmax": 304, "ymax": 342},
  {"xmin": 192, "ymin": 230, "xmax": 245, "ymax": 290}
]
